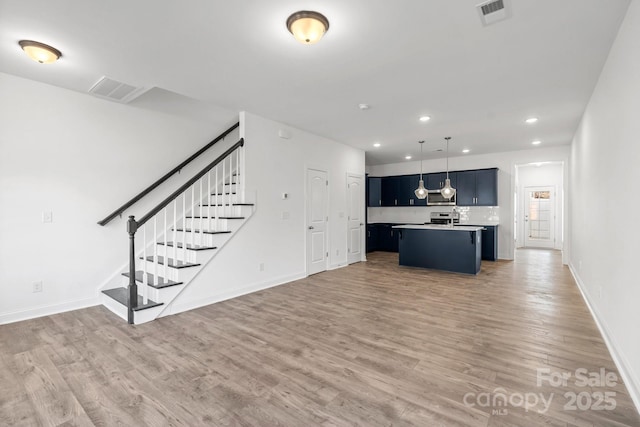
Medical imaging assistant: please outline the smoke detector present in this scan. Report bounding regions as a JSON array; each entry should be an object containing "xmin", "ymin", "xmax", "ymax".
[
  {"xmin": 477, "ymin": 0, "xmax": 511, "ymax": 26},
  {"xmin": 88, "ymin": 76, "xmax": 149, "ymax": 103}
]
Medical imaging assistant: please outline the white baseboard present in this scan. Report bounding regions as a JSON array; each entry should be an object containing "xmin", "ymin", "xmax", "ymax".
[
  {"xmin": 166, "ymin": 271, "xmax": 307, "ymax": 316},
  {"xmin": 568, "ymin": 262, "xmax": 640, "ymax": 413},
  {"xmin": 0, "ymin": 296, "xmax": 100, "ymax": 325}
]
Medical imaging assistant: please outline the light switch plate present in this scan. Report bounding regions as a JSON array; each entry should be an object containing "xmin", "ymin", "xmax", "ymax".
[{"xmin": 42, "ymin": 211, "xmax": 53, "ymax": 223}]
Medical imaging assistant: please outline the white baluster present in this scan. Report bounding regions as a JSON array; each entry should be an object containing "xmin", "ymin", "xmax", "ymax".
[
  {"xmin": 153, "ymin": 216, "xmax": 158, "ymax": 291},
  {"xmin": 207, "ymin": 171, "xmax": 212, "ymax": 233},
  {"xmin": 241, "ymin": 144, "xmax": 246, "ymax": 203},
  {"xmin": 222, "ymin": 156, "xmax": 226, "ymax": 220},
  {"xmin": 199, "ymin": 177, "xmax": 203, "ymax": 247},
  {"xmin": 163, "ymin": 207, "xmax": 167, "ymax": 282},
  {"xmin": 235, "ymin": 148, "xmax": 239, "ymax": 207},
  {"xmin": 142, "ymin": 223, "xmax": 147, "ymax": 304},
  {"xmin": 173, "ymin": 199, "xmax": 177, "ymax": 281},
  {"xmin": 190, "ymin": 185, "xmax": 195, "ymax": 254},
  {"xmin": 215, "ymin": 166, "xmax": 219, "ymax": 231},
  {"xmin": 182, "ymin": 191, "xmax": 187, "ymax": 264}
]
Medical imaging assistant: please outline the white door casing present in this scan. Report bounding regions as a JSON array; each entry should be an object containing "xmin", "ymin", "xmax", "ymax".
[
  {"xmin": 307, "ymin": 169, "xmax": 328, "ymax": 275},
  {"xmin": 347, "ymin": 174, "xmax": 364, "ymax": 264}
]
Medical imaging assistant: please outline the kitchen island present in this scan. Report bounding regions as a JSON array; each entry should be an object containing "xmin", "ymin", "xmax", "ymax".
[{"xmin": 392, "ymin": 224, "xmax": 483, "ymax": 274}]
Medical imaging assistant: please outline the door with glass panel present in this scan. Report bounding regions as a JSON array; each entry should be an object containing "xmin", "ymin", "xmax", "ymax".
[{"xmin": 524, "ymin": 186, "xmax": 555, "ymax": 248}]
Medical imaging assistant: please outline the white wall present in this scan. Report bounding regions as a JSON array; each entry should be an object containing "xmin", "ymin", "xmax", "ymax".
[
  {"xmin": 166, "ymin": 112, "xmax": 365, "ymax": 314},
  {"xmin": 569, "ymin": 1, "xmax": 640, "ymax": 409},
  {"xmin": 0, "ymin": 72, "xmax": 237, "ymax": 323},
  {"xmin": 366, "ymin": 146, "xmax": 570, "ymax": 260},
  {"xmin": 516, "ymin": 162, "xmax": 564, "ymax": 250}
]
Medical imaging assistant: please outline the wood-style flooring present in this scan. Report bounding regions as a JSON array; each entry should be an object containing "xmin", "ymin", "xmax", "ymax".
[{"xmin": 1, "ymin": 249, "xmax": 639, "ymax": 426}]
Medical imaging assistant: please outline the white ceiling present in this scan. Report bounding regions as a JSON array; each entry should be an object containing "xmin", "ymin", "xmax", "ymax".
[{"xmin": 0, "ymin": 0, "xmax": 630, "ymax": 165}]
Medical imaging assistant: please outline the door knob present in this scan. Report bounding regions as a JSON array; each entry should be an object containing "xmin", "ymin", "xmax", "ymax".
[{"xmin": 308, "ymin": 226, "xmax": 314, "ymax": 230}]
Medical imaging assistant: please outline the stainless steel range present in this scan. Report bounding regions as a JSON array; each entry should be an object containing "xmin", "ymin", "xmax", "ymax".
[{"xmin": 429, "ymin": 211, "xmax": 460, "ymax": 225}]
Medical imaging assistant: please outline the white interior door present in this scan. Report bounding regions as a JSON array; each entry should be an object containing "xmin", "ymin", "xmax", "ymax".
[
  {"xmin": 307, "ymin": 169, "xmax": 328, "ymax": 275},
  {"xmin": 524, "ymin": 186, "xmax": 555, "ymax": 248},
  {"xmin": 347, "ymin": 174, "xmax": 364, "ymax": 264}
]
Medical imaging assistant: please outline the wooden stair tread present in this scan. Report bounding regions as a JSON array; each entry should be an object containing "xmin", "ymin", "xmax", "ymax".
[
  {"xmin": 102, "ymin": 288, "xmax": 163, "ymax": 311},
  {"xmin": 158, "ymin": 241, "xmax": 217, "ymax": 251},
  {"xmin": 199, "ymin": 203, "xmax": 253, "ymax": 207},
  {"xmin": 185, "ymin": 216, "xmax": 245, "ymax": 220},
  {"xmin": 122, "ymin": 271, "xmax": 183, "ymax": 289},
  {"xmin": 140, "ymin": 255, "xmax": 200, "ymax": 269},
  {"xmin": 172, "ymin": 228, "xmax": 232, "ymax": 235}
]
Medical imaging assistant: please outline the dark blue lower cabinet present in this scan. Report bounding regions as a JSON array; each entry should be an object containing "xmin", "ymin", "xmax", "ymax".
[
  {"xmin": 466, "ymin": 225, "xmax": 498, "ymax": 261},
  {"xmin": 481, "ymin": 226, "xmax": 498, "ymax": 261},
  {"xmin": 367, "ymin": 223, "xmax": 400, "ymax": 253},
  {"xmin": 366, "ymin": 225, "xmax": 378, "ymax": 253},
  {"xmin": 398, "ymin": 228, "xmax": 481, "ymax": 274}
]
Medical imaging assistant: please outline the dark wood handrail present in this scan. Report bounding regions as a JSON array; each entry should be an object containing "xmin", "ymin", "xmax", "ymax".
[
  {"xmin": 97, "ymin": 121, "xmax": 239, "ymax": 226},
  {"xmin": 136, "ymin": 139, "xmax": 244, "ymax": 228}
]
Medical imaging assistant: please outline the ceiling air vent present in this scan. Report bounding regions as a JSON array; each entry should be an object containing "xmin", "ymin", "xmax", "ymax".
[
  {"xmin": 477, "ymin": 0, "xmax": 511, "ymax": 26},
  {"xmin": 88, "ymin": 76, "xmax": 149, "ymax": 103}
]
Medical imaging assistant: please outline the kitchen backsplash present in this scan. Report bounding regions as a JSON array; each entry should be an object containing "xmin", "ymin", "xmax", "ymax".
[{"xmin": 368, "ymin": 206, "xmax": 500, "ymax": 225}]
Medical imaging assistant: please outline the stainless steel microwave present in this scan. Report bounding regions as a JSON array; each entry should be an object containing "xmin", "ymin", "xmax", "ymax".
[{"xmin": 427, "ymin": 190, "xmax": 456, "ymax": 206}]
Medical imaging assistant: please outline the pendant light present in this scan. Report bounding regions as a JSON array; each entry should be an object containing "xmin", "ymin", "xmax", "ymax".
[
  {"xmin": 414, "ymin": 141, "xmax": 427, "ymax": 199},
  {"xmin": 441, "ymin": 137, "xmax": 456, "ymax": 200}
]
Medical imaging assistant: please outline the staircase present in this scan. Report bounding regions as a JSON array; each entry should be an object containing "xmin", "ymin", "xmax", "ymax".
[{"xmin": 98, "ymin": 127, "xmax": 253, "ymax": 324}]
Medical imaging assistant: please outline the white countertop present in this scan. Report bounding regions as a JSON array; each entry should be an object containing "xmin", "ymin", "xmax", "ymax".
[{"xmin": 392, "ymin": 224, "xmax": 484, "ymax": 232}]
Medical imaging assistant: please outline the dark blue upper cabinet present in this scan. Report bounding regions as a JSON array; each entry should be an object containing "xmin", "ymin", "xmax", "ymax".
[
  {"xmin": 409, "ymin": 174, "xmax": 427, "ymax": 206},
  {"xmin": 455, "ymin": 171, "xmax": 476, "ymax": 206},
  {"xmin": 398, "ymin": 174, "xmax": 426, "ymax": 206},
  {"xmin": 455, "ymin": 168, "xmax": 498, "ymax": 206},
  {"xmin": 427, "ymin": 172, "xmax": 446, "ymax": 190},
  {"xmin": 475, "ymin": 169, "xmax": 498, "ymax": 206},
  {"xmin": 368, "ymin": 169, "xmax": 495, "ymax": 208},
  {"xmin": 367, "ymin": 177, "xmax": 382, "ymax": 207},
  {"xmin": 381, "ymin": 176, "xmax": 399, "ymax": 206},
  {"xmin": 427, "ymin": 172, "xmax": 457, "ymax": 191}
]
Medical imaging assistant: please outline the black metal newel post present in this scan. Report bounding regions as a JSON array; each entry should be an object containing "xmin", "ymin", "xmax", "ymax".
[{"xmin": 127, "ymin": 216, "xmax": 138, "ymax": 324}]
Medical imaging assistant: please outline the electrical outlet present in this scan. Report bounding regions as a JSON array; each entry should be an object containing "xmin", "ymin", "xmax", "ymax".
[
  {"xmin": 336, "ymin": 249, "xmax": 339, "ymax": 256},
  {"xmin": 42, "ymin": 211, "xmax": 53, "ymax": 223},
  {"xmin": 259, "ymin": 263, "xmax": 265, "ymax": 272},
  {"xmin": 33, "ymin": 281, "xmax": 43, "ymax": 293},
  {"xmin": 281, "ymin": 211, "xmax": 290, "ymax": 220}
]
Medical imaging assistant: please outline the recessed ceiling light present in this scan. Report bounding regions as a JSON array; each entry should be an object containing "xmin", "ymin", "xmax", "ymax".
[
  {"xmin": 532, "ymin": 140, "xmax": 542, "ymax": 145},
  {"xmin": 462, "ymin": 149, "xmax": 470, "ymax": 154},
  {"xmin": 405, "ymin": 155, "xmax": 412, "ymax": 160},
  {"xmin": 419, "ymin": 116, "xmax": 431, "ymax": 122},
  {"xmin": 373, "ymin": 143, "xmax": 381, "ymax": 147},
  {"xmin": 525, "ymin": 117, "xmax": 538, "ymax": 124}
]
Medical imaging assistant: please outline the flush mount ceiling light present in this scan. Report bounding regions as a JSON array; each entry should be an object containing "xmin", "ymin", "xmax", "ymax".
[
  {"xmin": 532, "ymin": 140, "xmax": 542, "ymax": 145},
  {"xmin": 405, "ymin": 155, "xmax": 412, "ymax": 160},
  {"xmin": 18, "ymin": 40, "xmax": 61, "ymax": 64},
  {"xmin": 414, "ymin": 141, "xmax": 427, "ymax": 200},
  {"xmin": 419, "ymin": 116, "xmax": 431, "ymax": 122},
  {"xmin": 462, "ymin": 149, "xmax": 470, "ymax": 154},
  {"xmin": 525, "ymin": 117, "xmax": 539, "ymax": 124},
  {"xmin": 373, "ymin": 143, "xmax": 381, "ymax": 147},
  {"xmin": 358, "ymin": 103, "xmax": 370, "ymax": 110},
  {"xmin": 441, "ymin": 137, "xmax": 456, "ymax": 200},
  {"xmin": 286, "ymin": 11, "xmax": 329, "ymax": 44}
]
